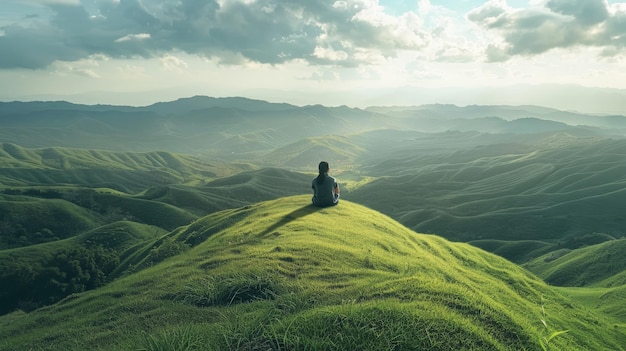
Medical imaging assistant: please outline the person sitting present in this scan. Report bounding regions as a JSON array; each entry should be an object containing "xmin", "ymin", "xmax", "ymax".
[{"xmin": 312, "ymin": 161, "xmax": 340, "ymax": 207}]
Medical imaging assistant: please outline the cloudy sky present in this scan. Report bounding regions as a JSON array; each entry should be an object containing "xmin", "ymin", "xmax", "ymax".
[{"xmin": 1, "ymin": 0, "xmax": 626, "ymax": 112}]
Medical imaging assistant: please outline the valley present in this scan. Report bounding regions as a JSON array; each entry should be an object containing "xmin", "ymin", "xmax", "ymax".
[{"xmin": 1, "ymin": 97, "xmax": 625, "ymax": 350}]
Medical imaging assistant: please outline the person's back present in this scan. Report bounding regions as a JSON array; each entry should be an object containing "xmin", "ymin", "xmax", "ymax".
[{"xmin": 312, "ymin": 161, "xmax": 339, "ymax": 207}]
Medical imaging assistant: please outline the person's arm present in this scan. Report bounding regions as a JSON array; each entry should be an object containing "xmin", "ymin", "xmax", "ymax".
[{"xmin": 334, "ymin": 182, "xmax": 340, "ymax": 195}]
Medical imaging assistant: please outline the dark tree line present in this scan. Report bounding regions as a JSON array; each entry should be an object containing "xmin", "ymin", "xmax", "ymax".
[
  {"xmin": 0, "ymin": 188, "xmax": 131, "ymax": 249},
  {"xmin": 0, "ymin": 245, "xmax": 119, "ymax": 314}
]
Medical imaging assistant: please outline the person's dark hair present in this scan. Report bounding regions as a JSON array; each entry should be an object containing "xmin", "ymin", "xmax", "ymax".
[{"xmin": 316, "ymin": 161, "xmax": 329, "ymax": 184}]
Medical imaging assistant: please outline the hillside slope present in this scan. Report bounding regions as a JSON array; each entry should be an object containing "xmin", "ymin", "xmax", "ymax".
[
  {"xmin": 522, "ymin": 239, "xmax": 626, "ymax": 323},
  {"xmin": 350, "ymin": 137, "xmax": 626, "ymax": 242},
  {"xmin": 0, "ymin": 196, "xmax": 623, "ymax": 350},
  {"xmin": 0, "ymin": 143, "xmax": 244, "ymax": 192},
  {"xmin": 0, "ymin": 221, "xmax": 167, "ymax": 315},
  {"xmin": 524, "ymin": 239, "xmax": 626, "ymax": 288}
]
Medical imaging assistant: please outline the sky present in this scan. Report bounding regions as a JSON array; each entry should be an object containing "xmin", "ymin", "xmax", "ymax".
[{"xmin": 1, "ymin": 0, "xmax": 626, "ymax": 113}]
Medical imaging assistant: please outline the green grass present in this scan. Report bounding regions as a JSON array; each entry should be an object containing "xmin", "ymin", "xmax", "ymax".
[
  {"xmin": 0, "ymin": 143, "xmax": 248, "ymax": 192},
  {"xmin": 0, "ymin": 195, "xmax": 104, "ymax": 248},
  {"xmin": 523, "ymin": 238, "xmax": 626, "ymax": 287},
  {"xmin": 556, "ymin": 285, "xmax": 626, "ymax": 324},
  {"xmin": 522, "ymin": 239, "xmax": 626, "ymax": 327},
  {"xmin": 1, "ymin": 195, "xmax": 623, "ymax": 350}
]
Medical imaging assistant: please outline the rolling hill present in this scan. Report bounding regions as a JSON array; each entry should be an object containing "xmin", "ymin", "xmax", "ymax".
[
  {"xmin": 262, "ymin": 135, "xmax": 365, "ymax": 169},
  {"xmin": 0, "ymin": 143, "xmax": 316, "ymax": 247},
  {"xmin": 521, "ymin": 238, "xmax": 626, "ymax": 324},
  {"xmin": 141, "ymin": 167, "xmax": 315, "ymax": 214},
  {"xmin": 0, "ymin": 143, "xmax": 245, "ymax": 191},
  {"xmin": 0, "ymin": 221, "xmax": 167, "ymax": 315},
  {"xmin": 1, "ymin": 196, "xmax": 623, "ymax": 350},
  {"xmin": 349, "ymin": 136, "xmax": 626, "ymax": 244},
  {"xmin": 524, "ymin": 238, "xmax": 626, "ymax": 288}
]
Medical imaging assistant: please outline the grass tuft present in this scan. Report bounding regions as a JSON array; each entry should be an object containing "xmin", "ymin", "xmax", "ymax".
[
  {"xmin": 538, "ymin": 294, "xmax": 570, "ymax": 351},
  {"xmin": 136, "ymin": 326, "xmax": 205, "ymax": 351},
  {"xmin": 177, "ymin": 271, "xmax": 284, "ymax": 307}
]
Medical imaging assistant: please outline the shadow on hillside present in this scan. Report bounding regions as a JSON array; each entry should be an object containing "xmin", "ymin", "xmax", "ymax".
[{"xmin": 259, "ymin": 204, "xmax": 322, "ymax": 237}]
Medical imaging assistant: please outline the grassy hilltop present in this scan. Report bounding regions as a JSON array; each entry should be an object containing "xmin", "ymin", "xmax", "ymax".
[{"xmin": 1, "ymin": 196, "xmax": 623, "ymax": 350}]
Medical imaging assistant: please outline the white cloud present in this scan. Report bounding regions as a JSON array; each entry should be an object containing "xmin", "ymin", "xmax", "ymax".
[
  {"xmin": 160, "ymin": 54, "xmax": 188, "ymax": 72},
  {"xmin": 349, "ymin": 4, "xmax": 429, "ymax": 50},
  {"xmin": 114, "ymin": 33, "xmax": 151, "ymax": 43},
  {"xmin": 50, "ymin": 54, "xmax": 108, "ymax": 78},
  {"xmin": 313, "ymin": 46, "xmax": 350, "ymax": 62},
  {"xmin": 485, "ymin": 44, "xmax": 509, "ymax": 62},
  {"xmin": 332, "ymin": 1, "xmax": 347, "ymax": 10},
  {"xmin": 466, "ymin": 0, "xmax": 511, "ymax": 27},
  {"xmin": 468, "ymin": 0, "xmax": 626, "ymax": 60},
  {"xmin": 418, "ymin": 0, "xmax": 432, "ymax": 16}
]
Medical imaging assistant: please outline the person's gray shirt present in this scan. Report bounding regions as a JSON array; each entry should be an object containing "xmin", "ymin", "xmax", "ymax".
[{"xmin": 312, "ymin": 174, "xmax": 338, "ymax": 206}]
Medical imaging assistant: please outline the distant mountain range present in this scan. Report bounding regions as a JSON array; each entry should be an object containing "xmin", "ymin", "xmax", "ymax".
[{"xmin": 2, "ymin": 96, "xmax": 625, "ymax": 158}]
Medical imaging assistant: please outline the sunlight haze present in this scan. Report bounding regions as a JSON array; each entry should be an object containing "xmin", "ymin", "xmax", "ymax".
[{"xmin": 1, "ymin": 0, "xmax": 626, "ymax": 113}]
